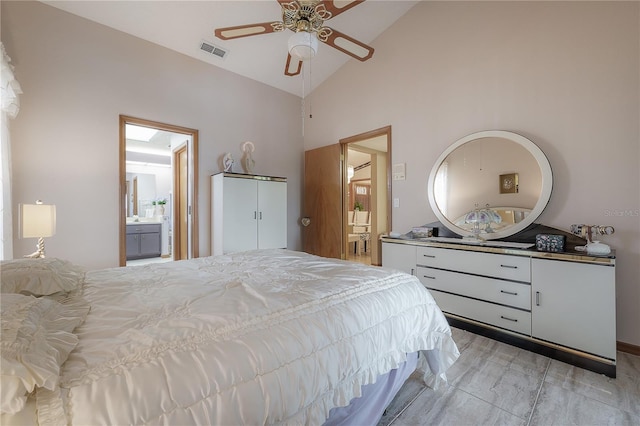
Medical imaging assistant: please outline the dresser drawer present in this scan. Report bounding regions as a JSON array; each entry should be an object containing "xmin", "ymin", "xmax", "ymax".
[
  {"xmin": 416, "ymin": 246, "xmax": 530, "ymax": 282},
  {"xmin": 417, "ymin": 266, "xmax": 531, "ymax": 310},
  {"xmin": 429, "ymin": 289, "xmax": 531, "ymax": 335}
]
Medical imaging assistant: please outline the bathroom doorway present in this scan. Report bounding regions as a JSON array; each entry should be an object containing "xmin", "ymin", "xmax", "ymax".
[{"xmin": 119, "ymin": 115, "xmax": 199, "ymax": 266}]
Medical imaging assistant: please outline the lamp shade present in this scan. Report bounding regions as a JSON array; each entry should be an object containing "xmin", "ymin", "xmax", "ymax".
[
  {"xmin": 288, "ymin": 31, "xmax": 318, "ymax": 61},
  {"xmin": 20, "ymin": 202, "xmax": 56, "ymax": 238}
]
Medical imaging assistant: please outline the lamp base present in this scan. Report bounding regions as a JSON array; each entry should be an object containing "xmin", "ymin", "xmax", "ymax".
[
  {"xmin": 24, "ymin": 237, "xmax": 46, "ymax": 259},
  {"xmin": 462, "ymin": 235, "xmax": 485, "ymax": 243}
]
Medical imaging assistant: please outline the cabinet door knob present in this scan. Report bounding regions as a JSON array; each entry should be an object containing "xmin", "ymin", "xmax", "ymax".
[{"xmin": 301, "ymin": 217, "xmax": 311, "ymax": 227}]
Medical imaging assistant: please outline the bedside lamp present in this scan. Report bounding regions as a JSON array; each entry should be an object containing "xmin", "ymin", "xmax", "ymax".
[{"xmin": 20, "ymin": 200, "xmax": 56, "ymax": 258}]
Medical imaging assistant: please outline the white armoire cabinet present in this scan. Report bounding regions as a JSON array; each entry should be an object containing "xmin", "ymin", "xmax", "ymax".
[{"xmin": 211, "ymin": 173, "xmax": 287, "ymax": 255}]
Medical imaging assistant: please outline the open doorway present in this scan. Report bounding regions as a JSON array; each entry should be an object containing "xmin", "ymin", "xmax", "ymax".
[
  {"xmin": 119, "ymin": 115, "xmax": 199, "ymax": 266},
  {"xmin": 341, "ymin": 126, "xmax": 391, "ymax": 266}
]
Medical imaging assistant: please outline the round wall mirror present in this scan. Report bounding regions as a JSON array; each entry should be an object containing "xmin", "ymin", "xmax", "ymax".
[{"xmin": 427, "ymin": 130, "xmax": 553, "ymax": 240}]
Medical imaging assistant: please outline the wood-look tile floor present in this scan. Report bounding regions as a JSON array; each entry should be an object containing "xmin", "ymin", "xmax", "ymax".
[
  {"xmin": 380, "ymin": 327, "xmax": 640, "ymax": 426},
  {"xmin": 346, "ymin": 251, "xmax": 372, "ymax": 265}
]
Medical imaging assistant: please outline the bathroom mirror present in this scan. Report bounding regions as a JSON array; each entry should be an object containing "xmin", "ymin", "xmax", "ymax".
[{"xmin": 427, "ymin": 130, "xmax": 553, "ymax": 240}]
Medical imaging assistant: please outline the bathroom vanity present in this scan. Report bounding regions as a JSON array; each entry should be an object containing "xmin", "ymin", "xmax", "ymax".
[{"xmin": 126, "ymin": 222, "xmax": 161, "ymax": 260}]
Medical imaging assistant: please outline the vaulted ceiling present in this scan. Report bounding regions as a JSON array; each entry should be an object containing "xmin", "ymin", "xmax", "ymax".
[{"xmin": 42, "ymin": 0, "xmax": 418, "ymax": 97}]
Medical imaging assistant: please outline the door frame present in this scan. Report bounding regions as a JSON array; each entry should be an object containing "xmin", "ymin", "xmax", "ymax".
[
  {"xmin": 339, "ymin": 125, "xmax": 392, "ymax": 265},
  {"xmin": 119, "ymin": 115, "xmax": 199, "ymax": 266},
  {"xmin": 172, "ymin": 143, "xmax": 188, "ymax": 261}
]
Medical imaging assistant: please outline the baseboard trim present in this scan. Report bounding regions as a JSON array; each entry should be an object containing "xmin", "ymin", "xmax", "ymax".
[{"xmin": 617, "ymin": 341, "xmax": 640, "ymax": 356}]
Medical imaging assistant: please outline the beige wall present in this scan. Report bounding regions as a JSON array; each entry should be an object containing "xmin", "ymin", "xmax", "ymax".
[
  {"xmin": 2, "ymin": 1, "xmax": 303, "ymax": 270},
  {"xmin": 304, "ymin": 2, "xmax": 640, "ymax": 347}
]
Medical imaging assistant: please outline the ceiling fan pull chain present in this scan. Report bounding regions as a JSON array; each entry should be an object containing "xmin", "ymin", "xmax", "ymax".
[
  {"xmin": 308, "ymin": 57, "xmax": 313, "ymax": 119},
  {"xmin": 301, "ymin": 62, "xmax": 305, "ymax": 136}
]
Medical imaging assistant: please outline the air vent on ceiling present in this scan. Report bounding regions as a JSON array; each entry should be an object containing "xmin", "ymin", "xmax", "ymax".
[{"xmin": 200, "ymin": 41, "xmax": 228, "ymax": 59}]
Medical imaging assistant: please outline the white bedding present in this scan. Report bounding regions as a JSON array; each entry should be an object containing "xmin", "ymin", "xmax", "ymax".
[{"xmin": 11, "ymin": 249, "xmax": 459, "ymax": 425}]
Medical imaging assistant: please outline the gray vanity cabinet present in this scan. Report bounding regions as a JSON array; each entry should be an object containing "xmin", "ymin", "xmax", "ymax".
[{"xmin": 126, "ymin": 223, "xmax": 161, "ymax": 260}]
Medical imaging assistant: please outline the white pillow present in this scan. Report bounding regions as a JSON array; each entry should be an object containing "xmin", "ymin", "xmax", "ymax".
[
  {"xmin": 0, "ymin": 258, "xmax": 85, "ymax": 296},
  {"xmin": 0, "ymin": 293, "xmax": 89, "ymax": 414}
]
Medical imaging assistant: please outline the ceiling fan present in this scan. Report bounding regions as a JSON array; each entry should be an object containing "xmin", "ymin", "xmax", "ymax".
[{"xmin": 214, "ymin": 0, "xmax": 374, "ymax": 77}]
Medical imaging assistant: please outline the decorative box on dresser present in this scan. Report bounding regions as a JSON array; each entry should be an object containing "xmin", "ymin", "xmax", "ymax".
[
  {"xmin": 211, "ymin": 172, "xmax": 287, "ymax": 255},
  {"xmin": 382, "ymin": 235, "xmax": 617, "ymax": 377}
]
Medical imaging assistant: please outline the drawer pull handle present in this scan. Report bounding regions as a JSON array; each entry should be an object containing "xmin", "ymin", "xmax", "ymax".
[
  {"xmin": 500, "ymin": 315, "xmax": 518, "ymax": 322},
  {"xmin": 500, "ymin": 264, "xmax": 518, "ymax": 269},
  {"xmin": 500, "ymin": 290, "xmax": 518, "ymax": 296},
  {"xmin": 422, "ymin": 254, "xmax": 436, "ymax": 258},
  {"xmin": 422, "ymin": 275, "xmax": 435, "ymax": 280}
]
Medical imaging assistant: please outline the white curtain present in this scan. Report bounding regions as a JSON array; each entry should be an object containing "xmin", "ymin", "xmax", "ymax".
[{"xmin": 1, "ymin": 42, "xmax": 22, "ymax": 260}]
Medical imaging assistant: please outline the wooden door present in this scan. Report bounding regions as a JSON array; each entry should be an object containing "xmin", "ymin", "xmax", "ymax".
[
  {"xmin": 303, "ymin": 144, "xmax": 342, "ymax": 259},
  {"xmin": 174, "ymin": 145, "xmax": 188, "ymax": 260}
]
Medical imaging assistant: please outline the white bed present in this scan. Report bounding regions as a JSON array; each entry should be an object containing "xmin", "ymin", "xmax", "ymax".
[{"xmin": 1, "ymin": 249, "xmax": 459, "ymax": 425}]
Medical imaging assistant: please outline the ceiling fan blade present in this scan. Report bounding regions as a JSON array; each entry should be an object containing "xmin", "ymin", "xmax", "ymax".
[
  {"xmin": 317, "ymin": 27, "xmax": 374, "ymax": 61},
  {"xmin": 214, "ymin": 22, "xmax": 283, "ymax": 40},
  {"xmin": 317, "ymin": 0, "xmax": 365, "ymax": 19},
  {"xmin": 285, "ymin": 53, "xmax": 303, "ymax": 76},
  {"xmin": 276, "ymin": 0, "xmax": 297, "ymax": 7}
]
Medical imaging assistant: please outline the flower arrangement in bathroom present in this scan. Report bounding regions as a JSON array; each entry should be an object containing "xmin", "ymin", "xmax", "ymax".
[{"xmin": 152, "ymin": 199, "xmax": 167, "ymax": 216}]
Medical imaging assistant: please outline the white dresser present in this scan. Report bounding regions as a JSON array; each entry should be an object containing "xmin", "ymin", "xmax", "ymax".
[
  {"xmin": 382, "ymin": 237, "xmax": 617, "ymax": 377},
  {"xmin": 211, "ymin": 173, "xmax": 287, "ymax": 255}
]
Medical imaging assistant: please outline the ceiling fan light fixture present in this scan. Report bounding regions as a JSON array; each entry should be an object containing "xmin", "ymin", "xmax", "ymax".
[{"xmin": 288, "ymin": 31, "xmax": 318, "ymax": 61}]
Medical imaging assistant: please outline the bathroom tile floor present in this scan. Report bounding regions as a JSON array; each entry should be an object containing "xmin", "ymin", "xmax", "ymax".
[{"xmin": 380, "ymin": 327, "xmax": 640, "ymax": 426}]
